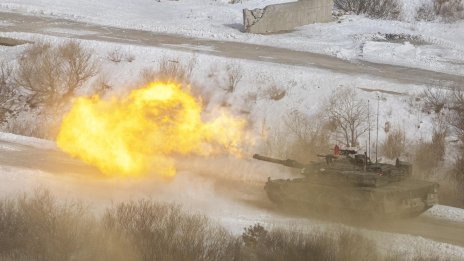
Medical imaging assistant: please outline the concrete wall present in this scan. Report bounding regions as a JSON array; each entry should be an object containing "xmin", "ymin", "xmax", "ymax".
[{"xmin": 243, "ymin": 0, "xmax": 333, "ymax": 34}]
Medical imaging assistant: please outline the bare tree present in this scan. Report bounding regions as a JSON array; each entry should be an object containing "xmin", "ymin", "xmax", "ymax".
[
  {"xmin": 325, "ymin": 87, "xmax": 369, "ymax": 147},
  {"xmin": 0, "ymin": 61, "xmax": 17, "ymax": 124},
  {"xmin": 224, "ymin": 63, "xmax": 242, "ymax": 93},
  {"xmin": 284, "ymin": 110, "xmax": 329, "ymax": 159},
  {"xmin": 15, "ymin": 41, "xmax": 98, "ymax": 109},
  {"xmin": 421, "ymin": 87, "xmax": 449, "ymax": 113}
]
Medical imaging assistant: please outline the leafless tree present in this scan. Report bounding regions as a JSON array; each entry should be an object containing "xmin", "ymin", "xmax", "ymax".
[
  {"xmin": 0, "ymin": 61, "xmax": 17, "ymax": 124},
  {"xmin": 224, "ymin": 63, "xmax": 242, "ymax": 93},
  {"xmin": 325, "ymin": 87, "xmax": 369, "ymax": 147},
  {"xmin": 284, "ymin": 110, "xmax": 329, "ymax": 159},
  {"xmin": 421, "ymin": 87, "xmax": 449, "ymax": 113},
  {"xmin": 15, "ymin": 41, "xmax": 98, "ymax": 109}
]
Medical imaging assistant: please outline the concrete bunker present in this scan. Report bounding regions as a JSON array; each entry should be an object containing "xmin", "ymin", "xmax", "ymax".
[{"xmin": 243, "ymin": 0, "xmax": 334, "ymax": 34}]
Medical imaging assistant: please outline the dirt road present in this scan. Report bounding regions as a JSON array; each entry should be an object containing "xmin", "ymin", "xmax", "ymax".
[{"xmin": 1, "ymin": 11, "xmax": 463, "ymax": 88}]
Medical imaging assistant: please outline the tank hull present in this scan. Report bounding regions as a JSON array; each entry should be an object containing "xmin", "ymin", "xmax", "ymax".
[{"xmin": 264, "ymin": 177, "xmax": 439, "ymax": 218}]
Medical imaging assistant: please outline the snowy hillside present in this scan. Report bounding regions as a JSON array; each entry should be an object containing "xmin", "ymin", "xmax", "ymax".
[{"xmin": 0, "ymin": 0, "xmax": 463, "ymax": 74}]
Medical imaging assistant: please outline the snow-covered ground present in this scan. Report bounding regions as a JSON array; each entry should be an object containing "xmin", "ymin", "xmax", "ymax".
[
  {"xmin": 0, "ymin": 31, "xmax": 442, "ymax": 153},
  {"xmin": 0, "ymin": 0, "xmax": 463, "ymax": 75},
  {"xmin": 1, "ymin": 1, "xmax": 464, "ymax": 259}
]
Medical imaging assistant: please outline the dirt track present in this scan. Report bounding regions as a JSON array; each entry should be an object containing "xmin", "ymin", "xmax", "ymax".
[{"xmin": 0, "ymin": 11, "xmax": 463, "ymax": 88}]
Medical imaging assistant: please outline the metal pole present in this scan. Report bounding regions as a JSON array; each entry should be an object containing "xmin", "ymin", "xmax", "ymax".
[
  {"xmin": 368, "ymin": 100, "xmax": 370, "ymax": 160},
  {"xmin": 376, "ymin": 97, "xmax": 379, "ymax": 163}
]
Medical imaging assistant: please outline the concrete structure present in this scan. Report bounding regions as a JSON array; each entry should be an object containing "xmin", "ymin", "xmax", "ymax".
[{"xmin": 243, "ymin": 0, "xmax": 333, "ymax": 34}]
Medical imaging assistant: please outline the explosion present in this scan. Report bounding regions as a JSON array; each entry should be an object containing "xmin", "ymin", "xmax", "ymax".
[{"xmin": 57, "ymin": 81, "xmax": 248, "ymax": 177}]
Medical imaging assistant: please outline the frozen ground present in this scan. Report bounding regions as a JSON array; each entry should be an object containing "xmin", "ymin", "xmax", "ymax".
[{"xmin": 0, "ymin": 0, "xmax": 463, "ymax": 74}]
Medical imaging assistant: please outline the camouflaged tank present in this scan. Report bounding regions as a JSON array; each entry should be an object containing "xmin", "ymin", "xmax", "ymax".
[{"xmin": 253, "ymin": 149, "xmax": 439, "ymax": 218}]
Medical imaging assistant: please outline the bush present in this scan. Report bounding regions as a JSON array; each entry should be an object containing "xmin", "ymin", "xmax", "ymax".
[
  {"xmin": 242, "ymin": 225, "xmax": 379, "ymax": 261},
  {"xmin": 434, "ymin": 0, "xmax": 464, "ymax": 21},
  {"xmin": 0, "ymin": 60, "xmax": 16, "ymax": 124},
  {"xmin": 414, "ymin": 128, "xmax": 446, "ymax": 175},
  {"xmin": 15, "ymin": 41, "xmax": 98, "ymax": 109},
  {"xmin": 107, "ymin": 48, "xmax": 135, "ymax": 63},
  {"xmin": 334, "ymin": 0, "xmax": 400, "ymax": 19},
  {"xmin": 381, "ymin": 129, "xmax": 406, "ymax": 159},
  {"xmin": 142, "ymin": 56, "xmax": 196, "ymax": 85},
  {"xmin": 223, "ymin": 63, "xmax": 243, "ymax": 93},
  {"xmin": 450, "ymin": 154, "xmax": 464, "ymax": 207},
  {"xmin": 0, "ymin": 189, "xmax": 96, "ymax": 261},
  {"xmin": 3, "ymin": 191, "xmax": 435, "ymax": 260},
  {"xmin": 102, "ymin": 200, "xmax": 241, "ymax": 261},
  {"xmin": 284, "ymin": 110, "xmax": 330, "ymax": 161}
]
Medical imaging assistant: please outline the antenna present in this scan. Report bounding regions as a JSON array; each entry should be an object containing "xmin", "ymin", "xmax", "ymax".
[
  {"xmin": 376, "ymin": 96, "xmax": 379, "ymax": 163},
  {"xmin": 368, "ymin": 100, "xmax": 371, "ymax": 160}
]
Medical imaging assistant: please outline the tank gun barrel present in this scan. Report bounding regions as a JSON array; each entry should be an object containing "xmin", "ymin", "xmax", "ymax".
[{"xmin": 253, "ymin": 154, "xmax": 306, "ymax": 168}]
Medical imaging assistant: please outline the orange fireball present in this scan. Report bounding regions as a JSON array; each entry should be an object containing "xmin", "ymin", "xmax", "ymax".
[{"xmin": 56, "ymin": 81, "xmax": 247, "ymax": 177}]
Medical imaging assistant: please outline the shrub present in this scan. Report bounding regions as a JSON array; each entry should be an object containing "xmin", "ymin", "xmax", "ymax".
[
  {"xmin": 334, "ymin": 0, "xmax": 401, "ymax": 19},
  {"xmin": 414, "ymin": 128, "xmax": 446, "ymax": 175},
  {"xmin": 284, "ymin": 110, "xmax": 330, "ymax": 161},
  {"xmin": 242, "ymin": 225, "xmax": 379, "ymax": 261},
  {"xmin": 0, "ymin": 189, "xmax": 96, "ymax": 261},
  {"xmin": 102, "ymin": 200, "xmax": 241, "ymax": 261},
  {"xmin": 0, "ymin": 191, "xmax": 421, "ymax": 260},
  {"xmin": 223, "ymin": 63, "xmax": 243, "ymax": 93},
  {"xmin": 434, "ymin": 0, "xmax": 464, "ymax": 21},
  {"xmin": 107, "ymin": 48, "xmax": 135, "ymax": 63},
  {"xmin": 450, "ymin": 153, "xmax": 464, "ymax": 207},
  {"xmin": 140, "ymin": 56, "xmax": 196, "ymax": 86},
  {"xmin": 15, "ymin": 41, "xmax": 98, "ymax": 109},
  {"xmin": 0, "ymin": 60, "xmax": 16, "ymax": 124}
]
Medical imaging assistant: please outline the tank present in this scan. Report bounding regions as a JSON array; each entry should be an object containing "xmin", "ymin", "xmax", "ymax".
[{"xmin": 253, "ymin": 149, "xmax": 439, "ymax": 218}]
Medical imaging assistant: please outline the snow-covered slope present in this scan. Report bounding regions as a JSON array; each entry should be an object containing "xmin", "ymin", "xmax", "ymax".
[{"xmin": 0, "ymin": 0, "xmax": 463, "ymax": 74}]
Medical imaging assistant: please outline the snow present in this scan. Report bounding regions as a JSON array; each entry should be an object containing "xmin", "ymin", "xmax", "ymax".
[
  {"xmin": 0, "ymin": 0, "xmax": 463, "ymax": 258},
  {"xmin": 0, "ymin": 132, "xmax": 56, "ymax": 150},
  {"xmin": 425, "ymin": 205, "xmax": 464, "ymax": 223},
  {"xmin": 0, "ymin": 0, "xmax": 463, "ymax": 74}
]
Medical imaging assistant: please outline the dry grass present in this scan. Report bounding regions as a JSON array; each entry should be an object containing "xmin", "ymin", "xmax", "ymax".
[
  {"xmin": 0, "ymin": 190, "xmax": 417, "ymax": 261},
  {"xmin": 381, "ymin": 128, "xmax": 406, "ymax": 159}
]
